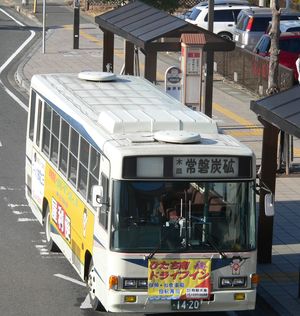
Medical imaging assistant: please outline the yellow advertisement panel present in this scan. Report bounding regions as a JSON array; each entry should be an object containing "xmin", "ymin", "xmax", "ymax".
[
  {"xmin": 148, "ymin": 258, "xmax": 211, "ymax": 300},
  {"xmin": 44, "ymin": 164, "xmax": 94, "ymax": 263}
]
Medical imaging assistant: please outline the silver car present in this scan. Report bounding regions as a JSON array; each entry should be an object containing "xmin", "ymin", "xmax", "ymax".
[{"xmin": 233, "ymin": 7, "xmax": 300, "ymax": 51}]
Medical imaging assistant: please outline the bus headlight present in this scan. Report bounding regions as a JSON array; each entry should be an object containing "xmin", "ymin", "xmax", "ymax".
[
  {"xmin": 123, "ymin": 278, "xmax": 148, "ymax": 289},
  {"xmin": 220, "ymin": 277, "xmax": 247, "ymax": 288}
]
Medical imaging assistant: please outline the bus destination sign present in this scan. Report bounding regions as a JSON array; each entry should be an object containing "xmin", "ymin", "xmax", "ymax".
[{"xmin": 173, "ymin": 156, "xmax": 239, "ymax": 178}]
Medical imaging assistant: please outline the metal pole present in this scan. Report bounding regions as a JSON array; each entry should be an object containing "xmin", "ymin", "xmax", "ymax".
[
  {"xmin": 73, "ymin": 0, "xmax": 80, "ymax": 49},
  {"xmin": 42, "ymin": 0, "xmax": 46, "ymax": 54},
  {"xmin": 33, "ymin": 0, "xmax": 37, "ymax": 13},
  {"xmin": 208, "ymin": 0, "xmax": 214, "ymax": 33}
]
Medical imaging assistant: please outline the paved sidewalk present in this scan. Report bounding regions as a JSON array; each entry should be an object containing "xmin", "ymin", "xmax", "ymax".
[{"xmin": 3, "ymin": 0, "xmax": 300, "ymax": 314}]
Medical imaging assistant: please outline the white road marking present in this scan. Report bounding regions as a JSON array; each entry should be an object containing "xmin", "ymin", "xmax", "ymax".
[
  {"xmin": 17, "ymin": 218, "xmax": 38, "ymax": 222},
  {"xmin": 12, "ymin": 210, "xmax": 31, "ymax": 215},
  {"xmin": 0, "ymin": 8, "xmax": 36, "ymax": 111},
  {"xmin": 8, "ymin": 203, "xmax": 29, "ymax": 208},
  {"xmin": 80, "ymin": 294, "xmax": 93, "ymax": 309},
  {"xmin": 54, "ymin": 273, "xmax": 86, "ymax": 287},
  {"xmin": 0, "ymin": 186, "xmax": 22, "ymax": 191}
]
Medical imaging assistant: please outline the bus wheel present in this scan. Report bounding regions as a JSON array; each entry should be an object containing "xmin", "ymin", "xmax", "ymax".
[
  {"xmin": 87, "ymin": 260, "xmax": 103, "ymax": 311},
  {"xmin": 44, "ymin": 206, "xmax": 59, "ymax": 252}
]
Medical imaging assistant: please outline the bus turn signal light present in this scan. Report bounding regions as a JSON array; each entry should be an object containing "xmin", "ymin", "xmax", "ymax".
[
  {"xmin": 251, "ymin": 273, "xmax": 260, "ymax": 287},
  {"xmin": 109, "ymin": 275, "xmax": 118, "ymax": 290}
]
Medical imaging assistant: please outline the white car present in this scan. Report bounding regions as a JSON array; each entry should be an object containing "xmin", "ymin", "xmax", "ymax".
[
  {"xmin": 266, "ymin": 20, "xmax": 300, "ymax": 34},
  {"xmin": 186, "ymin": 4, "xmax": 254, "ymax": 41}
]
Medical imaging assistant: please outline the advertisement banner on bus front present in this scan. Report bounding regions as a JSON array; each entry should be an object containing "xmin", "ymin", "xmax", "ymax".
[{"xmin": 148, "ymin": 258, "xmax": 211, "ymax": 300}]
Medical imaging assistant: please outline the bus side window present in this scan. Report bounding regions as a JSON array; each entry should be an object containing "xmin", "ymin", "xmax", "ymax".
[
  {"xmin": 42, "ymin": 103, "xmax": 52, "ymax": 157},
  {"xmin": 69, "ymin": 128, "xmax": 79, "ymax": 187},
  {"xmin": 88, "ymin": 147, "xmax": 100, "ymax": 203},
  {"xmin": 28, "ymin": 90, "xmax": 36, "ymax": 141},
  {"xmin": 36, "ymin": 99, "xmax": 43, "ymax": 147},
  {"xmin": 59, "ymin": 119, "xmax": 70, "ymax": 176},
  {"xmin": 100, "ymin": 173, "xmax": 109, "ymax": 230},
  {"xmin": 78, "ymin": 137, "xmax": 89, "ymax": 198},
  {"xmin": 50, "ymin": 111, "xmax": 60, "ymax": 166}
]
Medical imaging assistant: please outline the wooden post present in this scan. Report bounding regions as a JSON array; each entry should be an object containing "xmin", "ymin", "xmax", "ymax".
[
  {"xmin": 203, "ymin": 50, "xmax": 214, "ymax": 118},
  {"xmin": 144, "ymin": 48, "xmax": 157, "ymax": 83},
  {"xmin": 124, "ymin": 41, "xmax": 134, "ymax": 75},
  {"xmin": 257, "ymin": 118, "xmax": 279, "ymax": 263},
  {"xmin": 102, "ymin": 30, "xmax": 114, "ymax": 73}
]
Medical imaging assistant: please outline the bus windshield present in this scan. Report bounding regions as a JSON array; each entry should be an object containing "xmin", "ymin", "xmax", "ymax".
[{"xmin": 111, "ymin": 180, "xmax": 256, "ymax": 253}]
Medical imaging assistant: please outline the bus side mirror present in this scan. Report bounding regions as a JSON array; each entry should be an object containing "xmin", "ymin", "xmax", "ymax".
[
  {"xmin": 264, "ymin": 193, "xmax": 274, "ymax": 216},
  {"xmin": 92, "ymin": 185, "xmax": 103, "ymax": 207}
]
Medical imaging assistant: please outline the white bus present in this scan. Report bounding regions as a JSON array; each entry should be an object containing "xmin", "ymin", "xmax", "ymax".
[{"xmin": 26, "ymin": 72, "xmax": 258, "ymax": 313}]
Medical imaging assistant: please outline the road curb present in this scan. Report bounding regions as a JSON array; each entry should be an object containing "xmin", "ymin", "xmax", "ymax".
[{"xmin": 15, "ymin": 28, "xmax": 56, "ymax": 95}]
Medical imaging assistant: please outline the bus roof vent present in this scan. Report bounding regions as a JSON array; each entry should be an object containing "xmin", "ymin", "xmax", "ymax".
[
  {"xmin": 154, "ymin": 130, "xmax": 201, "ymax": 144},
  {"xmin": 78, "ymin": 71, "xmax": 116, "ymax": 82}
]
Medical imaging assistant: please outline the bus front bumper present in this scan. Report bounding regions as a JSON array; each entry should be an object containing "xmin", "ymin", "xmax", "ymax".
[{"xmin": 106, "ymin": 289, "xmax": 256, "ymax": 313}]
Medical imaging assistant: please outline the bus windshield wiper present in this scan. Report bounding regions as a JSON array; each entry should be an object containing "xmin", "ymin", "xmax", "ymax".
[
  {"xmin": 195, "ymin": 225, "xmax": 227, "ymax": 259},
  {"xmin": 144, "ymin": 243, "xmax": 161, "ymax": 261},
  {"xmin": 204, "ymin": 236, "xmax": 227, "ymax": 259},
  {"xmin": 144, "ymin": 224, "xmax": 185, "ymax": 260}
]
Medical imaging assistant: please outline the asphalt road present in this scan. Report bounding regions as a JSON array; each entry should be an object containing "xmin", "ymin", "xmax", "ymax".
[{"xmin": 0, "ymin": 6, "xmax": 93, "ymax": 316}]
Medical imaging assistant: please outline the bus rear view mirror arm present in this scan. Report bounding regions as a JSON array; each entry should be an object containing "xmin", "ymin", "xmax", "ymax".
[{"xmin": 92, "ymin": 185, "xmax": 104, "ymax": 207}]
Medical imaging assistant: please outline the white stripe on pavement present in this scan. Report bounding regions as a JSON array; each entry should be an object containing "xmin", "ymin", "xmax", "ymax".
[
  {"xmin": 54, "ymin": 273, "xmax": 86, "ymax": 287},
  {"xmin": 0, "ymin": 8, "xmax": 36, "ymax": 111}
]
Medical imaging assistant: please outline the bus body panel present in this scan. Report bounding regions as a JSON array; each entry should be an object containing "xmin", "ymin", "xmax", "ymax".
[{"xmin": 25, "ymin": 73, "xmax": 258, "ymax": 313}]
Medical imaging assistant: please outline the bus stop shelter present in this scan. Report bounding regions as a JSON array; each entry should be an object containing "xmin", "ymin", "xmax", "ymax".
[
  {"xmin": 251, "ymin": 85, "xmax": 300, "ymax": 263},
  {"xmin": 95, "ymin": 0, "xmax": 234, "ymax": 83}
]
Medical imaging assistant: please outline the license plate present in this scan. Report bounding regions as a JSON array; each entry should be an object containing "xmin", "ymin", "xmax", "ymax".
[{"xmin": 171, "ymin": 300, "xmax": 201, "ymax": 310}]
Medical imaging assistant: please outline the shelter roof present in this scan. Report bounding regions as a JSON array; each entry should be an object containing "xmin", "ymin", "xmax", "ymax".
[
  {"xmin": 95, "ymin": 0, "xmax": 234, "ymax": 51},
  {"xmin": 251, "ymin": 85, "xmax": 300, "ymax": 138}
]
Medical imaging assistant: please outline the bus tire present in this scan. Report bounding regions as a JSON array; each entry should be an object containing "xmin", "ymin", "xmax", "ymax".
[
  {"xmin": 87, "ymin": 260, "xmax": 103, "ymax": 311},
  {"xmin": 44, "ymin": 206, "xmax": 59, "ymax": 252}
]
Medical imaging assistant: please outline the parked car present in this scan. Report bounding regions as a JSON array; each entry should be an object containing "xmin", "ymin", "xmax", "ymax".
[
  {"xmin": 186, "ymin": 4, "xmax": 253, "ymax": 40},
  {"xmin": 266, "ymin": 20, "xmax": 300, "ymax": 34},
  {"xmin": 197, "ymin": 0, "xmax": 250, "ymax": 6},
  {"xmin": 233, "ymin": 7, "xmax": 300, "ymax": 50},
  {"xmin": 253, "ymin": 32, "xmax": 300, "ymax": 82},
  {"xmin": 178, "ymin": 0, "xmax": 250, "ymax": 19}
]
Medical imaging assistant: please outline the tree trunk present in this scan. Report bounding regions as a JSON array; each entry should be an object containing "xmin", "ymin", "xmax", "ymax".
[{"xmin": 267, "ymin": 0, "xmax": 281, "ymax": 95}]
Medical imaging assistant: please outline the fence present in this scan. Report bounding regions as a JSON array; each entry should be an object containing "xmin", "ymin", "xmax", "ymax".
[
  {"xmin": 214, "ymin": 47, "xmax": 294, "ymax": 96},
  {"xmin": 85, "ymin": 0, "xmax": 200, "ymax": 10}
]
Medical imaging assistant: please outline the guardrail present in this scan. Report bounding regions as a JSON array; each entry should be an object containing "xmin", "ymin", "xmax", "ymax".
[{"xmin": 214, "ymin": 47, "xmax": 294, "ymax": 97}]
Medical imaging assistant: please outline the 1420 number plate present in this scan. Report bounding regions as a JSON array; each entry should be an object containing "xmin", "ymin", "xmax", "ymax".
[{"xmin": 171, "ymin": 300, "xmax": 201, "ymax": 310}]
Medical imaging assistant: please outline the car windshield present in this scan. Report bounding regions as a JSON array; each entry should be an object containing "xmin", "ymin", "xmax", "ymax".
[
  {"xmin": 111, "ymin": 180, "xmax": 256, "ymax": 253},
  {"xmin": 188, "ymin": 8, "xmax": 201, "ymax": 21},
  {"xmin": 255, "ymin": 35, "xmax": 270, "ymax": 53},
  {"xmin": 235, "ymin": 12, "xmax": 249, "ymax": 30}
]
